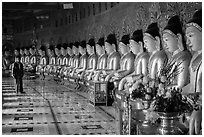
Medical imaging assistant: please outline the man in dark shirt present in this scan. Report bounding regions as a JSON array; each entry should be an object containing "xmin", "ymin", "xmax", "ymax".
[{"xmin": 12, "ymin": 56, "xmax": 25, "ymax": 94}]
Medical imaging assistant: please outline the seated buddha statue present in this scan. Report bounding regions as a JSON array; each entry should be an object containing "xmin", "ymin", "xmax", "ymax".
[
  {"xmin": 44, "ymin": 45, "xmax": 56, "ymax": 75},
  {"xmin": 25, "ymin": 46, "xmax": 38, "ymax": 74},
  {"xmin": 58, "ymin": 43, "xmax": 69, "ymax": 77},
  {"xmin": 92, "ymin": 37, "xmax": 108, "ymax": 81},
  {"xmin": 71, "ymin": 40, "xmax": 88, "ymax": 78},
  {"xmin": 118, "ymin": 29, "xmax": 149, "ymax": 91},
  {"xmin": 62, "ymin": 42, "xmax": 75, "ymax": 77},
  {"xmin": 182, "ymin": 9, "xmax": 202, "ymax": 135},
  {"xmin": 36, "ymin": 46, "xmax": 48, "ymax": 80},
  {"xmin": 20, "ymin": 48, "xmax": 25, "ymax": 65},
  {"xmin": 82, "ymin": 38, "xmax": 98, "ymax": 81},
  {"xmin": 52, "ymin": 44, "xmax": 63, "ymax": 76},
  {"xmin": 64, "ymin": 42, "xmax": 80, "ymax": 78},
  {"xmin": 98, "ymin": 34, "xmax": 121, "ymax": 81},
  {"xmin": 162, "ymin": 15, "xmax": 192, "ymax": 89},
  {"xmin": 2, "ymin": 48, "xmax": 13, "ymax": 72},
  {"xmin": 24, "ymin": 47, "xmax": 31, "ymax": 70},
  {"xmin": 106, "ymin": 34, "xmax": 135, "ymax": 88}
]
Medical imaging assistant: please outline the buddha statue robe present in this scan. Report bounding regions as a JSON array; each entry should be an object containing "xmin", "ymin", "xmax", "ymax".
[
  {"xmin": 99, "ymin": 51, "xmax": 121, "ymax": 81},
  {"xmin": 169, "ymin": 50, "xmax": 192, "ymax": 88},
  {"xmin": 92, "ymin": 53, "xmax": 108, "ymax": 81},
  {"xmin": 118, "ymin": 51, "xmax": 149, "ymax": 91}
]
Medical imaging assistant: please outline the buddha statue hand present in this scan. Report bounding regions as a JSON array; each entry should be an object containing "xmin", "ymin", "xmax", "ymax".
[{"xmin": 126, "ymin": 76, "xmax": 134, "ymax": 83}]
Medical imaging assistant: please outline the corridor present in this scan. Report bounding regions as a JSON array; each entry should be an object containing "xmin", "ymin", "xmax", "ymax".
[{"xmin": 2, "ymin": 78, "xmax": 116, "ymax": 135}]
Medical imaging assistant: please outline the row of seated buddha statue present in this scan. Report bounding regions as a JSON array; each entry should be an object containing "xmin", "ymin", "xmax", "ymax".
[
  {"xmin": 34, "ymin": 10, "xmax": 201, "ymax": 101},
  {"xmin": 13, "ymin": 9, "xmax": 201, "ymax": 134},
  {"xmin": 13, "ymin": 46, "xmax": 39, "ymax": 79}
]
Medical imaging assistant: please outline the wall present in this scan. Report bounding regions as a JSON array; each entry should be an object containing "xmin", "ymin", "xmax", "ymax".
[{"xmin": 13, "ymin": 2, "xmax": 202, "ymax": 49}]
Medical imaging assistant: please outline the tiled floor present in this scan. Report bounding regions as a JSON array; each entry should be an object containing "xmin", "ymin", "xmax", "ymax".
[{"xmin": 2, "ymin": 77, "xmax": 117, "ymax": 135}]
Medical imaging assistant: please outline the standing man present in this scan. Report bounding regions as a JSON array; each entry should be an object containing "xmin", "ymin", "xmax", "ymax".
[{"xmin": 12, "ymin": 55, "xmax": 25, "ymax": 94}]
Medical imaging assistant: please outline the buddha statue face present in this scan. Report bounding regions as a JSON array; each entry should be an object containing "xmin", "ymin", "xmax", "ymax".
[
  {"xmin": 186, "ymin": 26, "xmax": 202, "ymax": 51},
  {"xmin": 55, "ymin": 48, "xmax": 61, "ymax": 56},
  {"xmin": 29, "ymin": 48, "xmax": 35, "ymax": 55},
  {"xmin": 67, "ymin": 47, "xmax": 73, "ymax": 56},
  {"xmin": 20, "ymin": 49, "xmax": 24, "ymax": 55},
  {"xmin": 86, "ymin": 44, "xmax": 93, "ymax": 55},
  {"xmin": 4, "ymin": 50, "xmax": 9, "ymax": 57},
  {"xmin": 162, "ymin": 31, "xmax": 179, "ymax": 53},
  {"xmin": 24, "ymin": 49, "xmax": 29, "ymax": 55},
  {"xmin": 14, "ymin": 49, "xmax": 20, "ymax": 56},
  {"xmin": 72, "ymin": 46, "xmax": 78, "ymax": 55},
  {"xmin": 143, "ymin": 34, "xmax": 157, "ymax": 53},
  {"xmin": 129, "ymin": 40, "xmax": 141, "ymax": 55},
  {"xmin": 96, "ymin": 44, "xmax": 103, "ymax": 55},
  {"xmin": 119, "ymin": 42, "xmax": 129, "ymax": 55},
  {"xmin": 61, "ymin": 47, "xmax": 67, "ymax": 56},
  {"xmin": 38, "ymin": 49, "xmax": 43, "ymax": 56},
  {"xmin": 78, "ymin": 46, "xmax": 84, "ymax": 55},
  {"xmin": 47, "ymin": 49, "xmax": 52, "ymax": 57},
  {"xmin": 105, "ymin": 42, "xmax": 114, "ymax": 54}
]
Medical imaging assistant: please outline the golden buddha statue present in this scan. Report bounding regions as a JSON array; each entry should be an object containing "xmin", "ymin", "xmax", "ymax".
[
  {"xmin": 44, "ymin": 45, "xmax": 56, "ymax": 75},
  {"xmin": 118, "ymin": 29, "xmax": 149, "ymax": 91},
  {"xmin": 71, "ymin": 40, "xmax": 88, "ymax": 79},
  {"xmin": 52, "ymin": 44, "xmax": 63, "ymax": 76},
  {"xmin": 182, "ymin": 9, "xmax": 202, "ymax": 135},
  {"xmin": 58, "ymin": 43, "xmax": 69, "ymax": 77},
  {"xmin": 92, "ymin": 37, "xmax": 108, "ymax": 81},
  {"xmin": 98, "ymin": 34, "xmax": 121, "ymax": 81},
  {"xmin": 64, "ymin": 42, "xmax": 80, "ymax": 77},
  {"xmin": 20, "ymin": 48, "xmax": 25, "ymax": 64},
  {"xmin": 162, "ymin": 15, "xmax": 192, "ymax": 89},
  {"xmin": 107, "ymin": 34, "xmax": 135, "ymax": 88},
  {"xmin": 62, "ymin": 43, "xmax": 75, "ymax": 77},
  {"xmin": 82, "ymin": 38, "xmax": 98, "ymax": 81}
]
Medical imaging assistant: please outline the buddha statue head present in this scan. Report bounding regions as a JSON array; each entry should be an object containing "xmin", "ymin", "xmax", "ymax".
[
  {"xmin": 67, "ymin": 42, "xmax": 74, "ymax": 56},
  {"xmin": 73, "ymin": 41, "xmax": 80, "ymax": 55},
  {"xmin": 129, "ymin": 29, "xmax": 144, "ymax": 55},
  {"xmin": 79, "ymin": 40, "xmax": 87, "ymax": 55},
  {"xmin": 86, "ymin": 38, "xmax": 96, "ymax": 55},
  {"xmin": 96, "ymin": 37, "xmax": 105, "ymax": 56},
  {"xmin": 24, "ymin": 47, "xmax": 30, "ymax": 56},
  {"xmin": 186, "ymin": 9, "xmax": 202, "ymax": 52},
  {"xmin": 47, "ymin": 45, "xmax": 55, "ymax": 57},
  {"xmin": 144, "ymin": 22, "xmax": 161, "ymax": 53},
  {"xmin": 29, "ymin": 46, "xmax": 35, "ymax": 55},
  {"xmin": 20, "ymin": 47, "xmax": 25, "ymax": 56},
  {"xmin": 55, "ymin": 44, "xmax": 62, "ymax": 56},
  {"xmin": 119, "ymin": 34, "xmax": 130, "ymax": 55},
  {"xmin": 163, "ymin": 15, "xmax": 187, "ymax": 53},
  {"xmin": 14, "ymin": 48, "xmax": 20, "ymax": 56},
  {"xmin": 105, "ymin": 33, "xmax": 117, "ymax": 54},
  {"xmin": 4, "ymin": 48, "xmax": 10, "ymax": 57},
  {"xmin": 39, "ymin": 46, "xmax": 46, "ymax": 56},
  {"xmin": 61, "ymin": 43, "xmax": 68, "ymax": 56}
]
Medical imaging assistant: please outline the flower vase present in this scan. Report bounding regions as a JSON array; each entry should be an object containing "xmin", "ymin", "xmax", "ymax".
[
  {"xmin": 156, "ymin": 112, "xmax": 188, "ymax": 135},
  {"xmin": 139, "ymin": 101, "xmax": 157, "ymax": 135}
]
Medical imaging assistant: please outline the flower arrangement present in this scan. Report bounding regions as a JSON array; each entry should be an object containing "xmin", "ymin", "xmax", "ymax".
[
  {"xmin": 131, "ymin": 76, "xmax": 158, "ymax": 101},
  {"xmin": 149, "ymin": 60, "xmax": 193, "ymax": 113}
]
